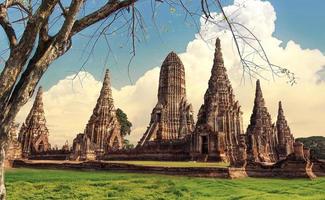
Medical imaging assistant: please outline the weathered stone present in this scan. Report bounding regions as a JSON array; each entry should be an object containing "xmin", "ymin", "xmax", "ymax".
[
  {"xmin": 137, "ymin": 52, "xmax": 194, "ymax": 146},
  {"xmin": 244, "ymin": 142, "xmax": 315, "ymax": 179},
  {"xmin": 246, "ymin": 80, "xmax": 277, "ymax": 163},
  {"xmin": 293, "ymin": 141, "xmax": 305, "ymax": 161},
  {"xmin": 11, "ymin": 39, "xmax": 322, "ymax": 179},
  {"xmin": 303, "ymin": 147, "xmax": 311, "ymax": 160},
  {"xmin": 18, "ymin": 87, "xmax": 51, "ymax": 157},
  {"xmin": 190, "ymin": 38, "xmax": 244, "ymax": 162},
  {"xmin": 276, "ymin": 101, "xmax": 294, "ymax": 160},
  {"xmin": 273, "ymin": 142, "xmax": 316, "ymax": 178},
  {"xmin": 231, "ymin": 135, "xmax": 247, "ymax": 167},
  {"xmin": 312, "ymin": 159, "xmax": 325, "ymax": 177},
  {"xmin": 71, "ymin": 69, "xmax": 124, "ymax": 160},
  {"xmin": 61, "ymin": 140, "xmax": 70, "ymax": 151}
]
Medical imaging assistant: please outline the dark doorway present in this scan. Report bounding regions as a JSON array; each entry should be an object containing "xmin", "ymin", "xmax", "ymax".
[
  {"xmin": 157, "ymin": 113, "xmax": 161, "ymax": 121},
  {"xmin": 201, "ymin": 136, "xmax": 209, "ymax": 154},
  {"xmin": 38, "ymin": 141, "xmax": 44, "ymax": 152}
]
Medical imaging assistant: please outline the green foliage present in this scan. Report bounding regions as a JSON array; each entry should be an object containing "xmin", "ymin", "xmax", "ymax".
[
  {"xmin": 296, "ymin": 136, "xmax": 325, "ymax": 159},
  {"xmin": 5, "ymin": 168, "xmax": 325, "ymax": 200},
  {"xmin": 116, "ymin": 108, "xmax": 132, "ymax": 137}
]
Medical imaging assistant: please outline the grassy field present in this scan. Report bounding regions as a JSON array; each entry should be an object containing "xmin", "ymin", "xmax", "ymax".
[
  {"xmin": 107, "ymin": 161, "xmax": 229, "ymax": 168},
  {"xmin": 5, "ymin": 168, "xmax": 325, "ymax": 200}
]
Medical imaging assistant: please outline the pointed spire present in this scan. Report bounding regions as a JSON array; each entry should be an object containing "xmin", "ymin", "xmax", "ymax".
[
  {"xmin": 210, "ymin": 38, "xmax": 226, "ymax": 80},
  {"xmin": 199, "ymin": 37, "xmax": 241, "ymax": 122},
  {"xmin": 246, "ymin": 80, "xmax": 277, "ymax": 162},
  {"xmin": 98, "ymin": 69, "xmax": 113, "ymax": 104},
  {"xmin": 278, "ymin": 101, "xmax": 284, "ymax": 119},
  {"xmin": 207, "ymin": 38, "xmax": 229, "ymax": 93},
  {"xmin": 256, "ymin": 80, "xmax": 262, "ymax": 96},
  {"xmin": 254, "ymin": 80, "xmax": 264, "ymax": 107},
  {"xmin": 215, "ymin": 37, "xmax": 221, "ymax": 49},
  {"xmin": 103, "ymin": 69, "xmax": 111, "ymax": 88},
  {"xmin": 276, "ymin": 100, "xmax": 294, "ymax": 157},
  {"xmin": 195, "ymin": 37, "xmax": 244, "ymax": 163},
  {"xmin": 277, "ymin": 101, "xmax": 285, "ymax": 122},
  {"xmin": 248, "ymin": 79, "xmax": 269, "ymax": 127},
  {"xmin": 19, "ymin": 86, "xmax": 50, "ymax": 155},
  {"xmin": 213, "ymin": 38, "xmax": 224, "ymax": 67},
  {"xmin": 214, "ymin": 38, "xmax": 222, "ymax": 58},
  {"xmin": 82, "ymin": 67, "xmax": 124, "ymax": 154}
]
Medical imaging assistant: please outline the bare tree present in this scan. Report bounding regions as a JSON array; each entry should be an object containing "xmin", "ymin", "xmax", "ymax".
[
  {"xmin": 0, "ymin": 0, "xmax": 138, "ymax": 198},
  {"xmin": 0, "ymin": 0, "xmax": 294, "ymax": 199}
]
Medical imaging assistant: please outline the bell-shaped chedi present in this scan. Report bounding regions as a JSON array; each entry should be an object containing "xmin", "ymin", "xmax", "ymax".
[
  {"xmin": 190, "ymin": 38, "xmax": 244, "ymax": 162},
  {"xmin": 71, "ymin": 69, "xmax": 123, "ymax": 160},
  {"xmin": 276, "ymin": 101, "xmax": 294, "ymax": 160},
  {"xmin": 246, "ymin": 80, "xmax": 277, "ymax": 163},
  {"xmin": 137, "ymin": 52, "xmax": 194, "ymax": 147},
  {"xmin": 18, "ymin": 87, "xmax": 51, "ymax": 157}
]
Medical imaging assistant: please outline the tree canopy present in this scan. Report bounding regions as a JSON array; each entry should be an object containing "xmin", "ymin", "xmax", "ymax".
[
  {"xmin": 116, "ymin": 108, "xmax": 132, "ymax": 137},
  {"xmin": 296, "ymin": 136, "xmax": 325, "ymax": 160}
]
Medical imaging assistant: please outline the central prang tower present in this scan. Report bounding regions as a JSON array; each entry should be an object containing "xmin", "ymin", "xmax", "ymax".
[{"xmin": 137, "ymin": 52, "xmax": 194, "ymax": 146}]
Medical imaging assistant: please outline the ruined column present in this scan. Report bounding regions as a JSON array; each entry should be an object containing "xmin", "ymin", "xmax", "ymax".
[{"xmin": 293, "ymin": 141, "xmax": 305, "ymax": 161}]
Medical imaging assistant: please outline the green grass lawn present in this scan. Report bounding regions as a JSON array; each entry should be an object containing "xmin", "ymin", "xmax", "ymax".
[
  {"xmin": 107, "ymin": 161, "xmax": 229, "ymax": 168},
  {"xmin": 5, "ymin": 168, "xmax": 325, "ymax": 200}
]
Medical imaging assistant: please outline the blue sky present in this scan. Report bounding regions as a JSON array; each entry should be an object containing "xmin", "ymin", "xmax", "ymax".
[
  {"xmin": 270, "ymin": 0, "xmax": 325, "ymax": 52},
  {"xmin": 2, "ymin": 0, "xmax": 324, "ymax": 89}
]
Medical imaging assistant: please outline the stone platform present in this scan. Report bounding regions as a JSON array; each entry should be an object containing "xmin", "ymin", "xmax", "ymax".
[
  {"xmin": 11, "ymin": 159, "xmax": 324, "ymax": 179},
  {"xmin": 12, "ymin": 159, "xmax": 246, "ymax": 179}
]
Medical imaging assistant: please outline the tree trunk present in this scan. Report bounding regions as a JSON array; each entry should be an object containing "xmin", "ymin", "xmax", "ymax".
[{"xmin": 0, "ymin": 141, "xmax": 6, "ymax": 200}]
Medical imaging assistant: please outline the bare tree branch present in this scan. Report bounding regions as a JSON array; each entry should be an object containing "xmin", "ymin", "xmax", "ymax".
[
  {"xmin": 0, "ymin": 5, "xmax": 17, "ymax": 48},
  {"xmin": 0, "ymin": 0, "xmax": 59, "ymax": 112},
  {"xmin": 71, "ymin": 0, "xmax": 136, "ymax": 35},
  {"xmin": 4, "ymin": 0, "xmax": 84, "ymax": 128}
]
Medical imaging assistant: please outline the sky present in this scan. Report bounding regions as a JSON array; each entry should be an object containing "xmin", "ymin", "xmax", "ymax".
[
  {"xmin": 6, "ymin": 0, "xmax": 325, "ymax": 146},
  {"xmin": 18, "ymin": 0, "xmax": 325, "ymax": 90}
]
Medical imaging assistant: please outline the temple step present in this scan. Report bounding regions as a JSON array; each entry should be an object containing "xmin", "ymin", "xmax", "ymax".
[{"xmin": 197, "ymin": 154, "xmax": 208, "ymax": 162}]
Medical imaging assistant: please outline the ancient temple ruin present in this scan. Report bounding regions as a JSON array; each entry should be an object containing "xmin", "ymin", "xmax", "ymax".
[
  {"xmin": 137, "ymin": 52, "xmax": 195, "ymax": 147},
  {"xmin": 246, "ymin": 80, "xmax": 278, "ymax": 162},
  {"xmin": 8, "ymin": 37, "xmax": 324, "ymax": 179},
  {"xmin": 18, "ymin": 87, "xmax": 51, "ymax": 158},
  {"xmin": 276, "ymin": 101, "xmax": 294, "ymax": 160},
  {"xmin": 190, "ymin": 38, "xmax": 244, "ymax": 162},
  {"xmin": 71, "ymin": 69, "xmax": 124, "ymax": 160}
]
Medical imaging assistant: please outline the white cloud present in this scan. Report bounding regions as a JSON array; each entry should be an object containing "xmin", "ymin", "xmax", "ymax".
[{"xmin": 17, "ymin": 0, "xmax": 325, "ymax": 146}]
